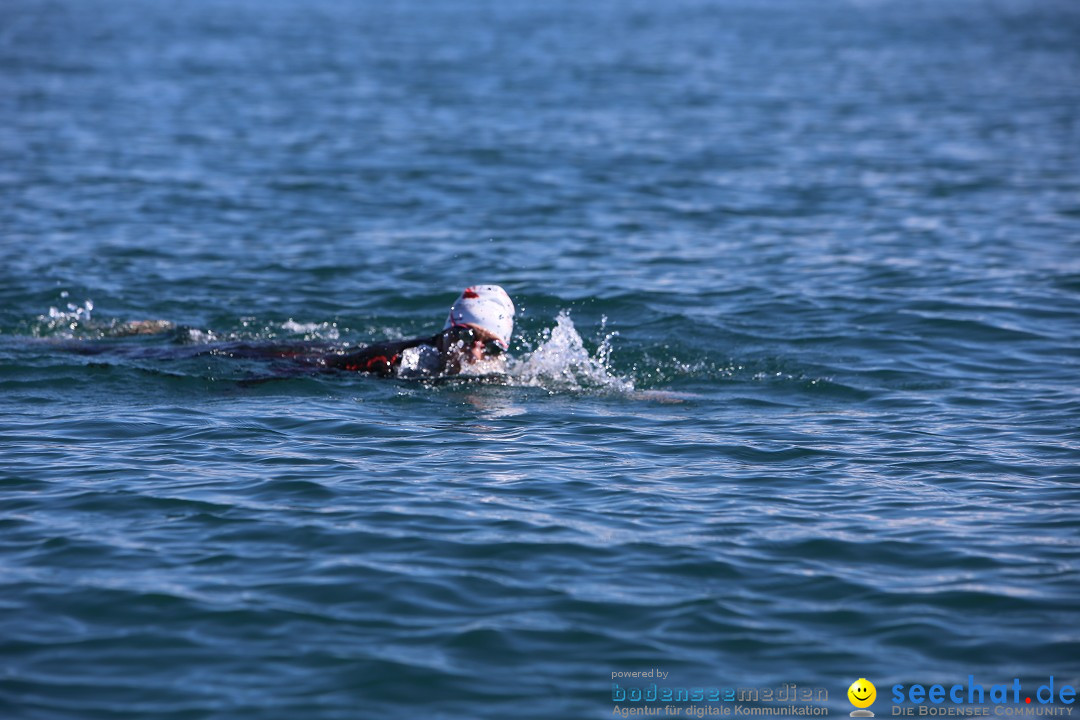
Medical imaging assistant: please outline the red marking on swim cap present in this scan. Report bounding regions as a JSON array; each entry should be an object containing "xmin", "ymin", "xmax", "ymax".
[{"xmin": 462, "ymin": 289, "xmax": 479, "ymax": 299}]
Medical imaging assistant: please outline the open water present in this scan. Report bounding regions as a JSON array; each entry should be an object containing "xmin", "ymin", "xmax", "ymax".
[{"xmin": 2, "ymin": 0, "xmax": 1079, "ymax": 718}]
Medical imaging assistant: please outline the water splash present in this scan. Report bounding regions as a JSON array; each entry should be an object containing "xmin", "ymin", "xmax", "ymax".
[
  {"xmin": 507, "ymin": 311, "xmax": 633, "ymax": 393},
  {"xmin": 34, "ymin": 298, "xmax": 96, "ymax": 337}
]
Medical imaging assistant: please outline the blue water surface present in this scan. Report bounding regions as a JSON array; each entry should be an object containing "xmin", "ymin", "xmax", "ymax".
[{"xmin": 2, "ymin": 0, "xmax": 1079, "ymax": 718}]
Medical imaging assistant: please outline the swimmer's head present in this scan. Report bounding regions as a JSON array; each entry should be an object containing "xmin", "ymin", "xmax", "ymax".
[{"xmin": 444, "ymin": 285, "xmax": 515, "ymax": 350}]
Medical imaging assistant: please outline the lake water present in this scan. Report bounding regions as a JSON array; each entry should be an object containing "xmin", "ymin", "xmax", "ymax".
[{"xmin": 2, "ymin": 0, "xmax": 1079, "ymax": 718}]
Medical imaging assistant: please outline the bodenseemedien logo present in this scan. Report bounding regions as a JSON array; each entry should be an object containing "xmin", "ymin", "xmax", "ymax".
[{"xmin": 849, "ymin": 679, "xmax": 877, "ymax": 717}]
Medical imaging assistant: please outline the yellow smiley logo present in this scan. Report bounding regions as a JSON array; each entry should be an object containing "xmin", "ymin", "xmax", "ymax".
[{"xmin": 848, "ymin": 678, "xmax": 877, "ymax": 709}]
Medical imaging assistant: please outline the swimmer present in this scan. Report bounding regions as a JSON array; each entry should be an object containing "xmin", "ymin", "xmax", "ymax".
[
  {"xmin": 84, "ymin": 284, "xmax": 515, "ymax": 380},
  {"xmin": 322, "ymin": 284, "xmax": 515, "ymax": 378}
]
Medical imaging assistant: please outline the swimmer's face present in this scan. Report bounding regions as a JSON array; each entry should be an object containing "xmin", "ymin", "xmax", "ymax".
[
  {"xmin": 444, "ymin": 324, "xmax": 507, "ymax": 373},
  {"xmin": 848, "ymin": 680, "xmax": 876, "ymax": 709}
]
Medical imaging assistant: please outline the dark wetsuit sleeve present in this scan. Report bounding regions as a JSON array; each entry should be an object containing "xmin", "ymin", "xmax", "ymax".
[{"xmin": 324, "ymin": 334, "xmax": 442, "ymax": 376}]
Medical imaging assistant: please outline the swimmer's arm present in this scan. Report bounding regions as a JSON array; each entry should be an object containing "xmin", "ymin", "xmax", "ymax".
[{"xmin": 324, "ymin": 334, "xmax": 441, "ymax": 375}]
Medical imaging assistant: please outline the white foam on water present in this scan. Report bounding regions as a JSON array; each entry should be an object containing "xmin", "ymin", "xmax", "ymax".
[
  {"xmin": 507, "ymin": 311, "xmax": 633, "ymax": 393},
  {"xmin": 281, "ymin": 319, "xmax": 340, "ymax": 340}
]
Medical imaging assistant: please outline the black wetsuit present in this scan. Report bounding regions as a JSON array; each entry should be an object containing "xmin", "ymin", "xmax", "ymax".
[{"xmin": 60, "ymin": 327, "xmax": 464, "ymax": 380}]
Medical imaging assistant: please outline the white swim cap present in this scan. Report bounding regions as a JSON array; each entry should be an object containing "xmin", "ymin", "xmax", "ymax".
[{"xmin": 443, "ymin": 285, "xmax": 515, "ymax": 350}]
